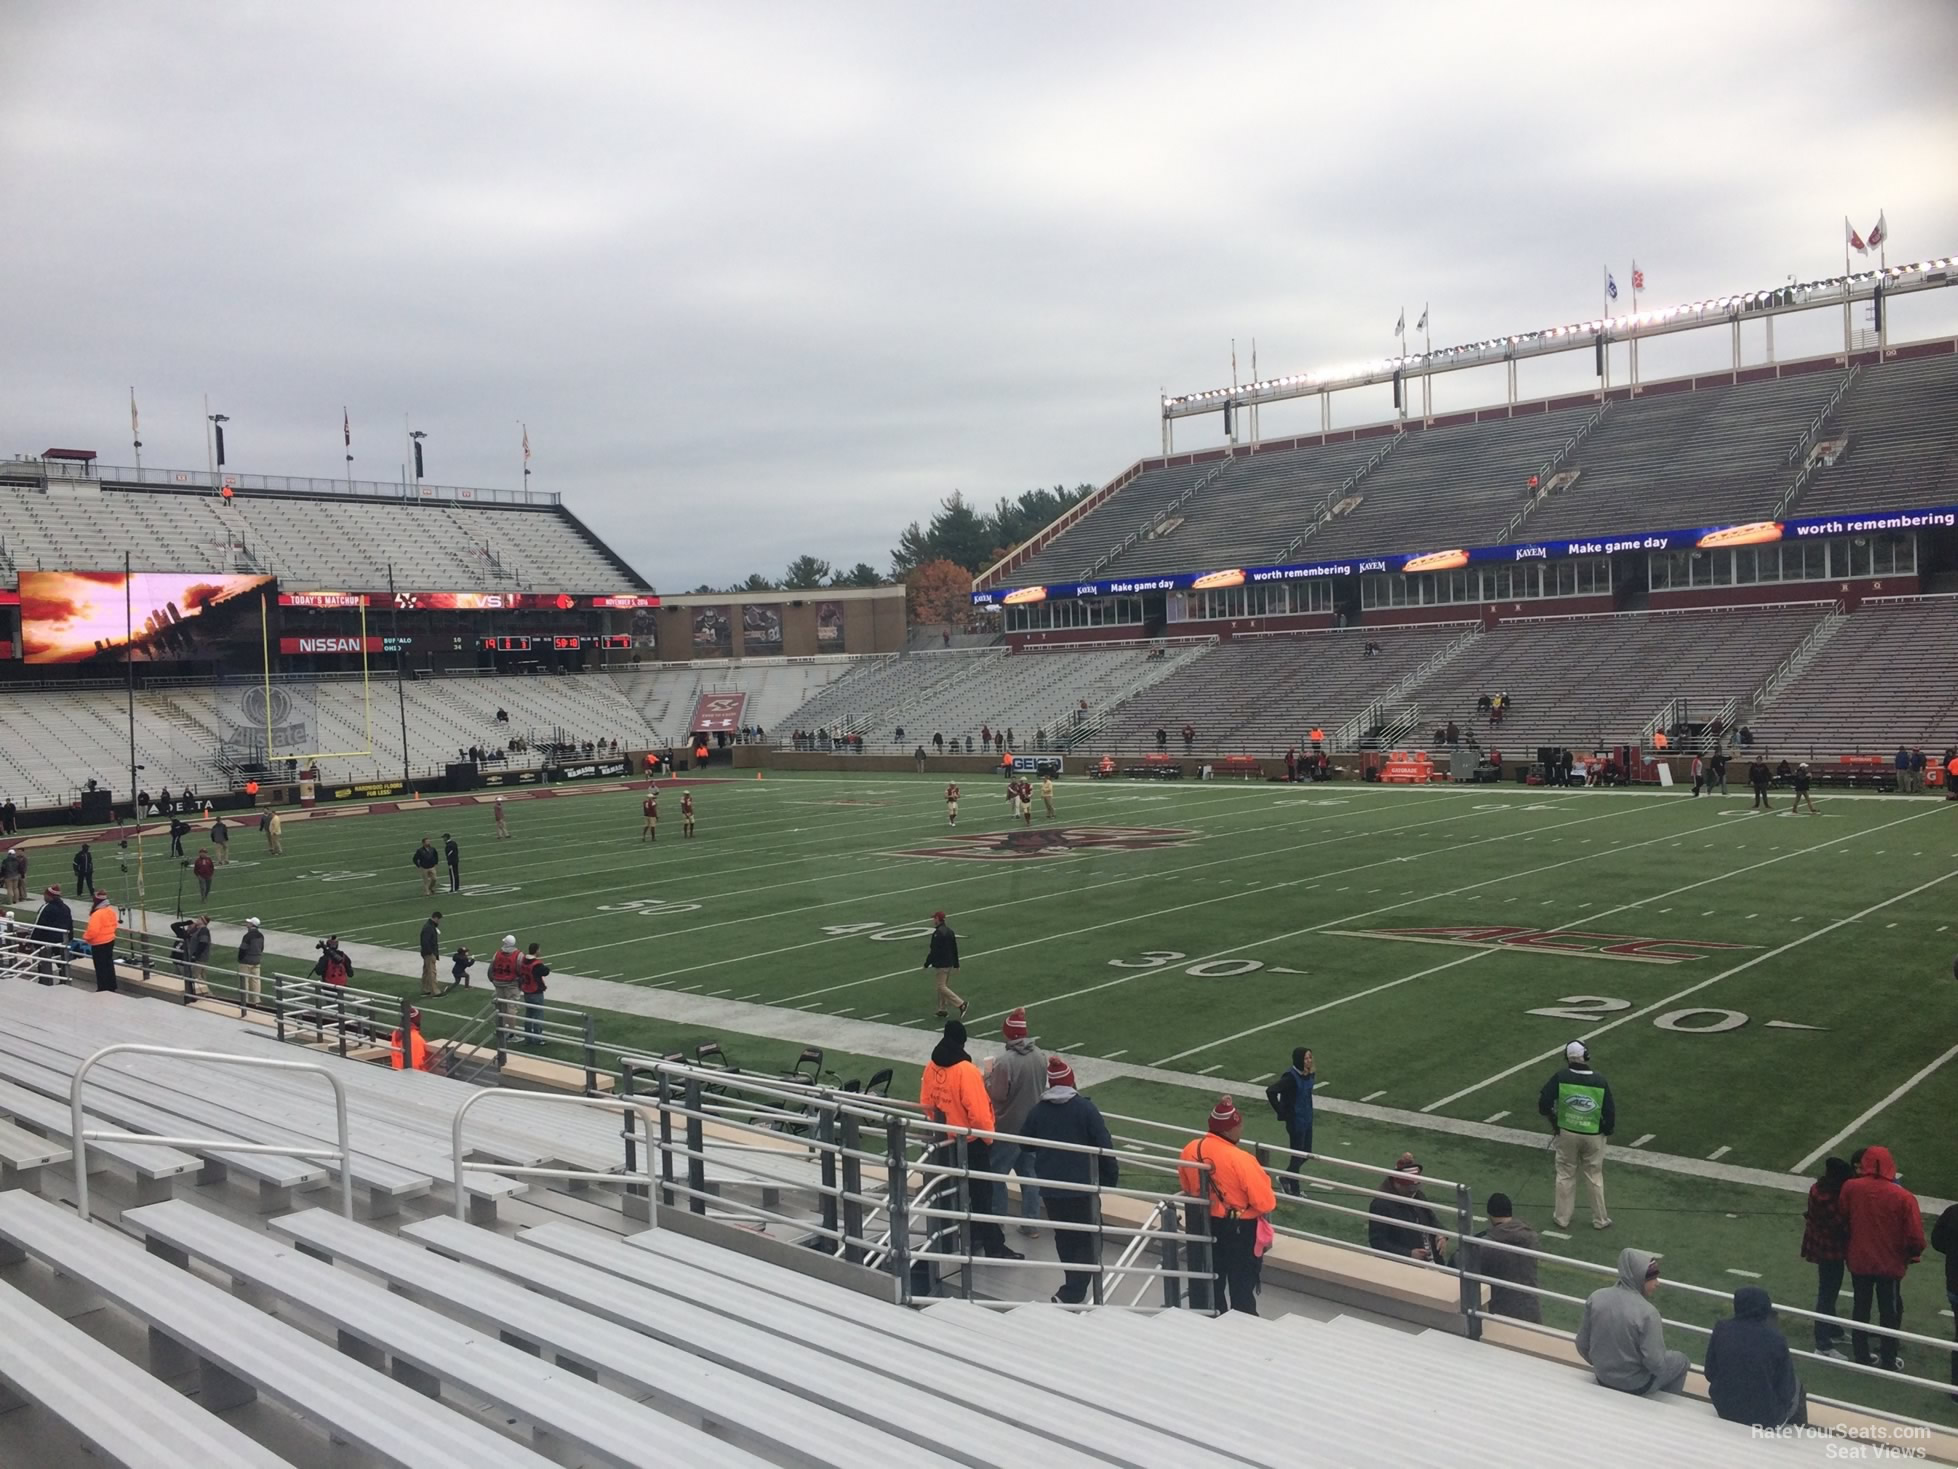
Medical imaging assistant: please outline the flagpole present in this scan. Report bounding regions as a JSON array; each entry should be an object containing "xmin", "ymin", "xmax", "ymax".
[
  {"xmin": 1843, "ymin": 216, "xmax": 1853, "ymax": 358},
  {"xmin": 1630, "ymin": 263, "xmax": 1639, "ymax": 388},
  {"xmin": 1601, "ymin": 268, "xmax": 1611, "ymax": 391},
  {"xmin": 1250, "ymin": 339, "xmax": 1258, "ymax": 446},
  {"xmin": 130, "ymin": 388, "xmax": 142, "ymax": 475},
  {"xmin": 1422, "ymin": 305, "xmax": 1431, "ymax": 421}
]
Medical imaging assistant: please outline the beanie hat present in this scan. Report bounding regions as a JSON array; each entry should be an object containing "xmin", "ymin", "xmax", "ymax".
[
  {"xmin": 1208, "ymin": 1095, "xmax": 1242, "ymax": 1134},
  {"xmin": 500, "ymin": 934, "xmax": 518, "ymax": 951},
  {"xmin": 1045, "ymin": 1054, "xmax": 1076, "ymax": 1088},
  {"xmin": 43, "ymin": 884, "xmax": 59, "ymax": 898},
  {"xmin": 1002, "ymin": 1007, "xmax": 1028, "ymax": 1041},
  {"xmin": 92, "ymin": 889, "xmax": 109, "ymax": 902},
  {"xmin": 1395, "ymin": 1152, "xmax": 1421, "ymax": 1174},
  {"xmin": 932, "ymin": 910, "xmax": 946, "ymax": 924},
  {"xmin": 1487, "ymin": 1192, "xmax": 1513, "ymax": 1216}
]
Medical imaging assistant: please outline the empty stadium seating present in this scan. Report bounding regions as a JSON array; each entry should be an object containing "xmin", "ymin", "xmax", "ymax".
[
  {"xmin": 776, "ymin": 643, "xmax": 1211, "ymax": 750},
  {"xmin": 0, "ymin": 482, "xmax": 639, "ymax": 592},
  {"xmin": 1790, "ymin": 353, "xmax": 1958, "ymax": 516},
  {"xmin": 1748, "ymin": 594, "xmax": 1958, "ymax": 756},
  {"xmin": 611, "ymin": 659, "xmax": 855, "ymax": 744},
  {"xmin": 1006, "ymin": 458, "xmax": 1235, "ymax": 585}
]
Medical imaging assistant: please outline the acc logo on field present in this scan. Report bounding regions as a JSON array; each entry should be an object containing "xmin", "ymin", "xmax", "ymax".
[{"xmin": 889, "ymin": 825, "xmax": 1198, "ymax": 862}]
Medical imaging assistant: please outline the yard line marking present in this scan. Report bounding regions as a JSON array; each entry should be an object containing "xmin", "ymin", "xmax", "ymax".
[
  {"xmin": 1707, "ymin": 1146, "xmax": 1732, "ymax": 1161},
  {"xmin": 677, "ymin": 983, "xmax": 703, "ymax": 992},
  {"xmin": 1251, "ymin": 1073, "xmax": 1273, "ymax": 1085},
  {"xmin": 797, "ymin": 1001, "xmax": 823, "ymax": 1010},
  {"xmin": 1701, "ymin": 910, "xmax": 1715, "ymax": 916},
  {"xmin": 1542, "ymin": 1230, "xmax": 1572, "ymax": 1241},
  {"xmin": 1885, "ymin": 922, "xmax": 1897, "ymax": 928},
  {"xmin": 1484, "ymin": 1111, "xmax": 1510, "ymax": 1124},
  {"xmin": 1363, "ymin": 1090, "xmax": 1388, "ymax": 1102},
  {"xmin": 1157, "ymin": 807, "xmax": 1904, "ymax": 1069},
  {"xmin": 833, "ymin": 1008, "xmax": 854, "ymax": 1016},
  {"xmin": 1101, "ymin": 1049, "xmax": 1129, "ymax": 1059},
  {"xmin": 1422, "ymin": 834, "xmax": 1957, "ymax": 1116},
  {"xmin": 1630, "ymin": 1134, "xmax": 1656, "ymax": 1148},
  {"xmin": 864, "ymin": 1012, "xmax": 890, "ymax": 1021},
  {"xmin": 1745, "ymin": 913, "xmax": 1758, "ymax": 919},
  {"xmin": 1198, "ymin": 1063, "xmax": 1223, "ymax": 1075},
  {"xmin": 736, "ymin": 993, "xmax": 761, "ymax": 1001},
  {"xmin": 1726, "ymin": 1268, "xmax": 1762, "ymax": 1279},
  {"xmin": 1793, "ymin": 1037, "xmax": 1958, "ymax": 1173},
  {"xmin": 707, "ymin": 988, "xmax": 730, "ymax": 997}
]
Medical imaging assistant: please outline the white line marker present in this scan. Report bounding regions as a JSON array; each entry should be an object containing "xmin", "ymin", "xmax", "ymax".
[
  {"xmin": 736, "ymin": 993, "xmax": 761, "ymax": 1001},
  {"xmin": 798, "ymin": 1001, "xmax": 823, "ymax": 1010},
  {"xmin": 1198, "ymin": 1063, "xmax": 1223, "ymax": 1075},
  {"xmin": 1251, "ymin": 1073, "xmax": 1274, "ymax": 1085},
  {"xmin": 1631, "ymin": 1133, "xmax": 1657, "ymax": 1148},
  {"xmin": 833, "ymin": 1008, "xmax": 854, "ymax": 1016},
  {"xmin": 1484, "ymin": 1111, "xmax": 1510, "ymax": 1124},
  {"xmin": 1794, "ymin": 1037, "xmax": 1958, "ymax": 1172},
  {"xmin": 1102, "ymin": 1049, "xmax": 1129, "ymax": 1059},
  {"xmin": 1363, "ymin": 1089, "xmax": 1388, "ymax": 1102},
  {"xmin": 1726, "ymin": 1268, "xmax": 1762, "ymax": 1279},
  {"xmin": 1542, "ymin": 1229, "xmax": 1572, "ymax": 1241},
  {"xmin": 678, "ymin": 983, "xmax": 703, "ymax": 993},
  {"xmin": 1707, "ymin": 1145, "xmax": 1732, "ymax": 1161},
  {"xmin": 1701, "ymin": 910, "xmax": 1715, "ymax": 917},
  {"xmin": 864, "ymin": 1012, "xmax": 890, "ymax": 1021},
  {"xmin": 1745, "ymin": 912, "xmax": 1757, "ymax": 919},
  {"xmin": 707, "ymin": 988, "xmax": 731, "ymax": 997},
  {"xmin": 1766, "ymin": 1020, "xmax": 1824, "ymax": 1031}
]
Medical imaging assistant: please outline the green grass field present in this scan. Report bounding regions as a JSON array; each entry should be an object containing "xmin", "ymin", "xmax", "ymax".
[{"xmin": 103, "ymin": 769, "xmax": 1958, "ymax": 1420}]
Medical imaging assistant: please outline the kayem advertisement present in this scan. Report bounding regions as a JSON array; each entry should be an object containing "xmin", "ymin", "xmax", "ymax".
[
  {"xmin": 20, "ymin": 570, "xmax": 274, "ymax": 663},
  {"xmin": 970, "ymin": 501, "xmax": 1958, "ymax": 605},
  {"xmin": 277, "ymin": 635, "xmax": 412, "ymax": 654}
]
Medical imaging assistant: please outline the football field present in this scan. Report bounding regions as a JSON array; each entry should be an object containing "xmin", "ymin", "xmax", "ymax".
[{"xmin": 151, "ymin": 769, "xmax": 1957, "ymax": 1202}]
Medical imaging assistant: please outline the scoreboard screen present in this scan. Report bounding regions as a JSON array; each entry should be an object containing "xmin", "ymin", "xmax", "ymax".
[
  {"xmin": 601, "ymin": 633, "xmax": 631, "ymax": 649},
  {"xmin": 553, "ymin": 635, "xmax": 581, "ymax": 651},
  {"xmin": 483, "ymin": 635, "xmax": 533, "ymax": 652}
]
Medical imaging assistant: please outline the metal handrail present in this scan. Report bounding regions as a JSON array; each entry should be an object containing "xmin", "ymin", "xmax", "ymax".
[{"xmin": 69, "ymin": 1043, "xmax": 353, "ymax": 1223}]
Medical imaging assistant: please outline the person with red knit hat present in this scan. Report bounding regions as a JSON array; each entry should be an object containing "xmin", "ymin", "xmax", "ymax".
[
  {"xmin": 1020, "ymin": 1054, "xmax": 1119, "ymax": 1303},
  {"xmin": 985, "ymin": 1007, "xmax": 1048, "ymax": 1237},
  {"xmin": 1179, "ymin": 1095, "xmax": 1278, "ymax": 1314}
]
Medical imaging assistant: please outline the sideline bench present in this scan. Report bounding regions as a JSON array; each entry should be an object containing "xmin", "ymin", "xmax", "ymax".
[
  {"xmin": 412, "ymin": 1216, "xmax": 1233, "ymax": 1469},
  {"xmin": 0, "ymin": 1275, "xmax": 294, "ymax": 1469},
  {"xmin": 122, "ymin": 1200, "xmax": 767, "ymax": 1469},
  {"xmin": 0, "ymin": 1192, "xmax": 554, "ymax": 1469},
  {"xmin": 266, "ymin": 1207, "xmax": 949, "ymax": 1469}
]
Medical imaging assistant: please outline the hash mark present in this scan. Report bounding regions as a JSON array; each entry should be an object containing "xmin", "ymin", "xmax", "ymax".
[
  {"xmin": 864, "ymin": 1012, "xmax": 890, "ymax": 1021},
  {"xmin": 1198, "ymin": 1063, "xmax": 1223, "ymax": 1075},
  {"xmin": 1363, "ymin": 1089, "xmax": 1388, "ymax": 1102},
  {"xmin": 1101, "ymin": 1049, "xmax": 1128, "ymax": 1059},
  {"xmin": 1630, "ymin": 1133, "xmax": 1656, "ymax": 1148},
  {"xmin": 1726, "ymin": 1268, "xmax": 1762, "ymax": 1279},
  {"xmin": 1484, "ymin": 1110, "xmax": 1510, "ymax": 1124},
  {"xmin": 1706, "ymin": 1145, "xmax": 1732, "ymax": 1161}
]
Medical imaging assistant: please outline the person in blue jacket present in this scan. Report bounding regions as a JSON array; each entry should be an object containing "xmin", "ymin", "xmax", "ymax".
[
  {"xmin": 1020, "ymin": 1055, "xmax": 1119, "ymax": 1305},
  {"xmin": 1264, "ymin": 1046, "xmax": 1318, "ymax": 1195}
]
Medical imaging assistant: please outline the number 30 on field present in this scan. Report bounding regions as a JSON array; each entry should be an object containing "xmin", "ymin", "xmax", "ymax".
[{"xmin": 1527, "ymin": 996, "xmax": 1749, "ymax": 1032}]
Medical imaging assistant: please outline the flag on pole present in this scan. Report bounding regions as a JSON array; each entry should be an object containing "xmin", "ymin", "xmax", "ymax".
[
  {"xmin": 1866, "ymin": 210, "xmax": 1886, "ymax": 250},
  {"xmin": 522, "ymin": 425, "xmax": 531, "ymax": 462},
  {"xmin": 130, "ymin": 390, "xmax": 139, "ymax": 437},
  {"xmin": 1606, "ymin": 272, "xmax": 1619, "ymax": 302},
  {"xmin": 1414, "ymin": 307, "xmax": 1427, "ymax": 332},
  {"xmin": 343, "ymin": 408, "xmax": 351, "ymax": 447},
  {"xmin": 1632, "ymin": 266, "xmax": 1645, "ymax": 292},
  {"xmin": 1846, "ymin": 217, "xmax": 1867, "ymax": 255},
  {"xmin": 1393, "ymin": 309, "xmax": 1405, "ymax": 338}
]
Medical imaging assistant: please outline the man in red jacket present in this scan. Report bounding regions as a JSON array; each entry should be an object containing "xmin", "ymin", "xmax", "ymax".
[{"xmin": 1838, "ymin": 1145, "xmax": 1925, "ymax": 1371}]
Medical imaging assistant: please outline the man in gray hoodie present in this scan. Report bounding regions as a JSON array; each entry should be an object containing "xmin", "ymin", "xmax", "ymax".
[
  {"xmin": 984, "ymin": 1007, "xmax": 1048, "ymax": 1236},
  {"xmin": 1576, "ymin": 1248, "xmax": 1690, "ymax": 1395}
]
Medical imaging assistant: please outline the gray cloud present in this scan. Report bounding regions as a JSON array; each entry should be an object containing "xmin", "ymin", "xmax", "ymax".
[{"xmin": 4, "ymin": 0, "xmax": 1955, "ymax": 589}]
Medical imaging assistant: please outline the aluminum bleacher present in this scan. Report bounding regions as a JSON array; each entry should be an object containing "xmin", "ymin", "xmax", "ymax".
[
  {"xmin": 610, "ymin": 659, "xmax": 856, "ymax": 744},
  {"xmin": 1008, "ymin": 459, "xmax": 1233, "ymax": 584},
  {"xmin": 1791, "ymin": 353, "xmax": 1958, "ymax": 517},
  {"xmin": 1747, "ymin": 595, "xmax": 1958, "ymax": 756},
  {"xmin": 0, "ymin": 483, "xmax": 640, "ymax": 593}
]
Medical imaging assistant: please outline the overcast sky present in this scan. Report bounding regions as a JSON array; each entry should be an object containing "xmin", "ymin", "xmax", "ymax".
[{"xmin": 4, "ymin": 1, "xmax": 1956, "ymax": 590}]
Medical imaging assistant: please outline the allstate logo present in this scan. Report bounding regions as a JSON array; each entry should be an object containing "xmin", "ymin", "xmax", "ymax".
[{"xmin": 238, "ymin": 686, "xmax": 292, "ymax": 726}]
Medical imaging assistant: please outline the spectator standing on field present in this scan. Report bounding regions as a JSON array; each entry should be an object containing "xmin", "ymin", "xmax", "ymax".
[
  {"xmin": 1838, "ymin": 1144, "xmax": 1925, "ymax": 1371},
  {"xmin": 924, "ymin": 910, "xmax": 965, "ymax": 1018},
  {"xmin": 1705, "ymin": 1286, "xmax": 1808, "ymax": 1429},
  {"xmin": 1040, "ymin": 776, "xmax": 1055, "ymax": 818},
  {"xmin": 1462, "ymin": 1193, "xmax": 1542, "ymax": 1323},
  {"xmin": 72, "ymin": 843, "xmax": 95, "ymax": 898},
  {"xmin": 263, "ymin": 809, "xmax": 284, "ymax": 855},
  {"xmin": 1801, "ymin": 1156, "xmax": 1854, "ymax": 1358},
  {"xmin": 1367, "ymin": 1154, "xmax": 1448, "ymax": 1262},
  {"xmin": 210, "ymin": 813, "xmax": 230, "ymax": 864},
  {"xmin": 443, "ymin": 833, "xmax": 461, "ymax": 892},
  {"xmin": 493, "ymin": 797, "xmax": 510, "ymax": 840},
  {"xmin": 984, "ymin": 1007, "xmax": 1047, "ymax": 1237},
  {"xmin": 192, "ymin": 847, "xmax": 215, "ymax": 900},
  {"xmin": 1793, "ymin": 762, "xmax": 1819, "ymax": 814},
  {"xmin": 236, "ymin": 917, "xmax": 264, "ymax": 1005},
  {"xmin": 1690, "ymin": 754, "xmax": 1704, "ymax": 797},
  {"xmin": 1020, "ymin": 1055, "xmax": 1119, "ymax": 1304},
  {"xmin": 1539, "ymin": 1039, "xmax": 1614, "ymax": 1231},
  {"xmin": 412, "ymin": 836, "xmax": 439, "ymax": 896},
  {"xmin": 1577, "ymin": 1249, "xmax": 1690, "ymax": 1396},
  {"xmin": 1711, "ymin": 750, "xmax": 1729, "ymax": 794},
  {"xmin": 1749, "ymin": 758, "xmax": 1772, "ymax": 809},
  {"xmin": 418, "ymin": 911, "xmax": 443, "ymax": 996},
  {"xmin": 1177, "ymin": 1097, "xmax": 1276, "ymax": 1315},
  {"xmin": 1, "ymin": 848, "xmax": 24, "ymax": 904},
  {"xmin": 168, "ymin": 815, "xmax": 190, "ymax": 858},
  {"xmin": 1264, "ymin": 1046, "xmax": 1319, "ymax": 1195}
]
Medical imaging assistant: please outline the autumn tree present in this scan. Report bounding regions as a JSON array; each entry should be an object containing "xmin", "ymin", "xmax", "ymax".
[{"xmin": 905, "ymin": 558, "xmax": 978, "ymax": 629}]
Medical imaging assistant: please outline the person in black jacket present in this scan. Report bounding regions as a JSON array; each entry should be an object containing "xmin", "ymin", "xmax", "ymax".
[
  {"xmin": 1367, "ymin": 1154, "xmax": 1447, "ymax": 1262},
  {"xmin": 450, "ymin": 944, "xmax": 475, "ymax": 989},
  {"xmin": 924, "ymin": 910, "xmax": 965, "ymax": 1018},
  {"xmin": 169, "ymin": 914, "xmax": 211, "ymax": 994},
  {"xmin": 71, "ymin": 843, "xmax": 94, "ymax": 898},
  {"xmin": 31, "ymin": 884, "xmax": 73, "ymax": 984},
  {"xmin": 442, "ymin": 833, "xmax": 461, "ymax": 892},
  {"xmin": 1019, "ymin": 1055, "xmax": 1120, "ymax": 1304},
  {"xmin": 1264, "ymin": 1046, "xmax": 1319, "ymax": 1195},
  {"xmin": 1933, "ymin": 1202, "xmax": 1958, "ymax": 1395},
  {"xmin": 412, "ymin": 836, "xmax": 439, "ymax": 896},
  {"xmin": 1705, "ymin": 1286, "xmax": 1807, "ymax": 1428},
  {"xmin": 168, "ymin": 815, "xmax": 191, "ymax": 857},
  {"xmin": 418, "ymin": 911, "xmax": 443, "ymax": 996}
]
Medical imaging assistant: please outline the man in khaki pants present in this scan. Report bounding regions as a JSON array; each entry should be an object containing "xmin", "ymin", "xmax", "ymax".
[
  {"xmin": 236, "ymin": 917, "xmax": 265, "ymax": 1005},
  {"xmin": 1538, "ymin": 1040, "xmax": 1614, "ymax": 1231}
]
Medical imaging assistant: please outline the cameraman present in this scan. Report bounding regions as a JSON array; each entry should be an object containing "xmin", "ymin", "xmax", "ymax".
[
  {"xmin": 311, "ymin": 935, "xmax": 354, "ymax": 987},
  {"xmin": 169, "ymin": 913, "xmax": 211, "ymax": 996}
]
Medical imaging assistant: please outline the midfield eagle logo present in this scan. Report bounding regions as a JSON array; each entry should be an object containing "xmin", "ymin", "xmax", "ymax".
[{"xmin": 892, "ymin": 825, "xmax": 1198, "ymax": 862}]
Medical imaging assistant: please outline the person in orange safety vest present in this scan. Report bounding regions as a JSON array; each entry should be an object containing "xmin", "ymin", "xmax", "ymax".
[
  {"xmin": 1179, "ymin": 1095, "xmax": 1278, "ymax": 1314},
  {"xmin": 389, "ymin": 1007, "xmax": 431, "ymax": 1072},
  {"xmin": 918, "ymin": 1019, "xmax": 1019, "ymax": 1262},
  {"xmin": 82, "ymin": 892, "xmax": 119, "ymax": 993}
]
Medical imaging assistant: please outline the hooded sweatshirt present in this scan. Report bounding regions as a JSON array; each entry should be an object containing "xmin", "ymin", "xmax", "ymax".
[
  {"xmin": 1838, "ymin": 1146, "xmax": 1924, "ymax": 1279},
  {"xmin": 986, "ymin": 1036, "xmax": 1047, "ymax": 1135},
  {"xmin": 919, "ymin": 1023, "xmax": 994, "ymax": 1135},
  {"xmin": 1931, "ymin": 1203, "xmax": 1958, "ymax": 1296},
  {"xmin": 1704, "ymin": 1286, "xmax": 1803, "ymax": 1428},
  {"xmin": 1575, "ymin": 1249, "xmax": 1674, "ymax": 1393}
]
